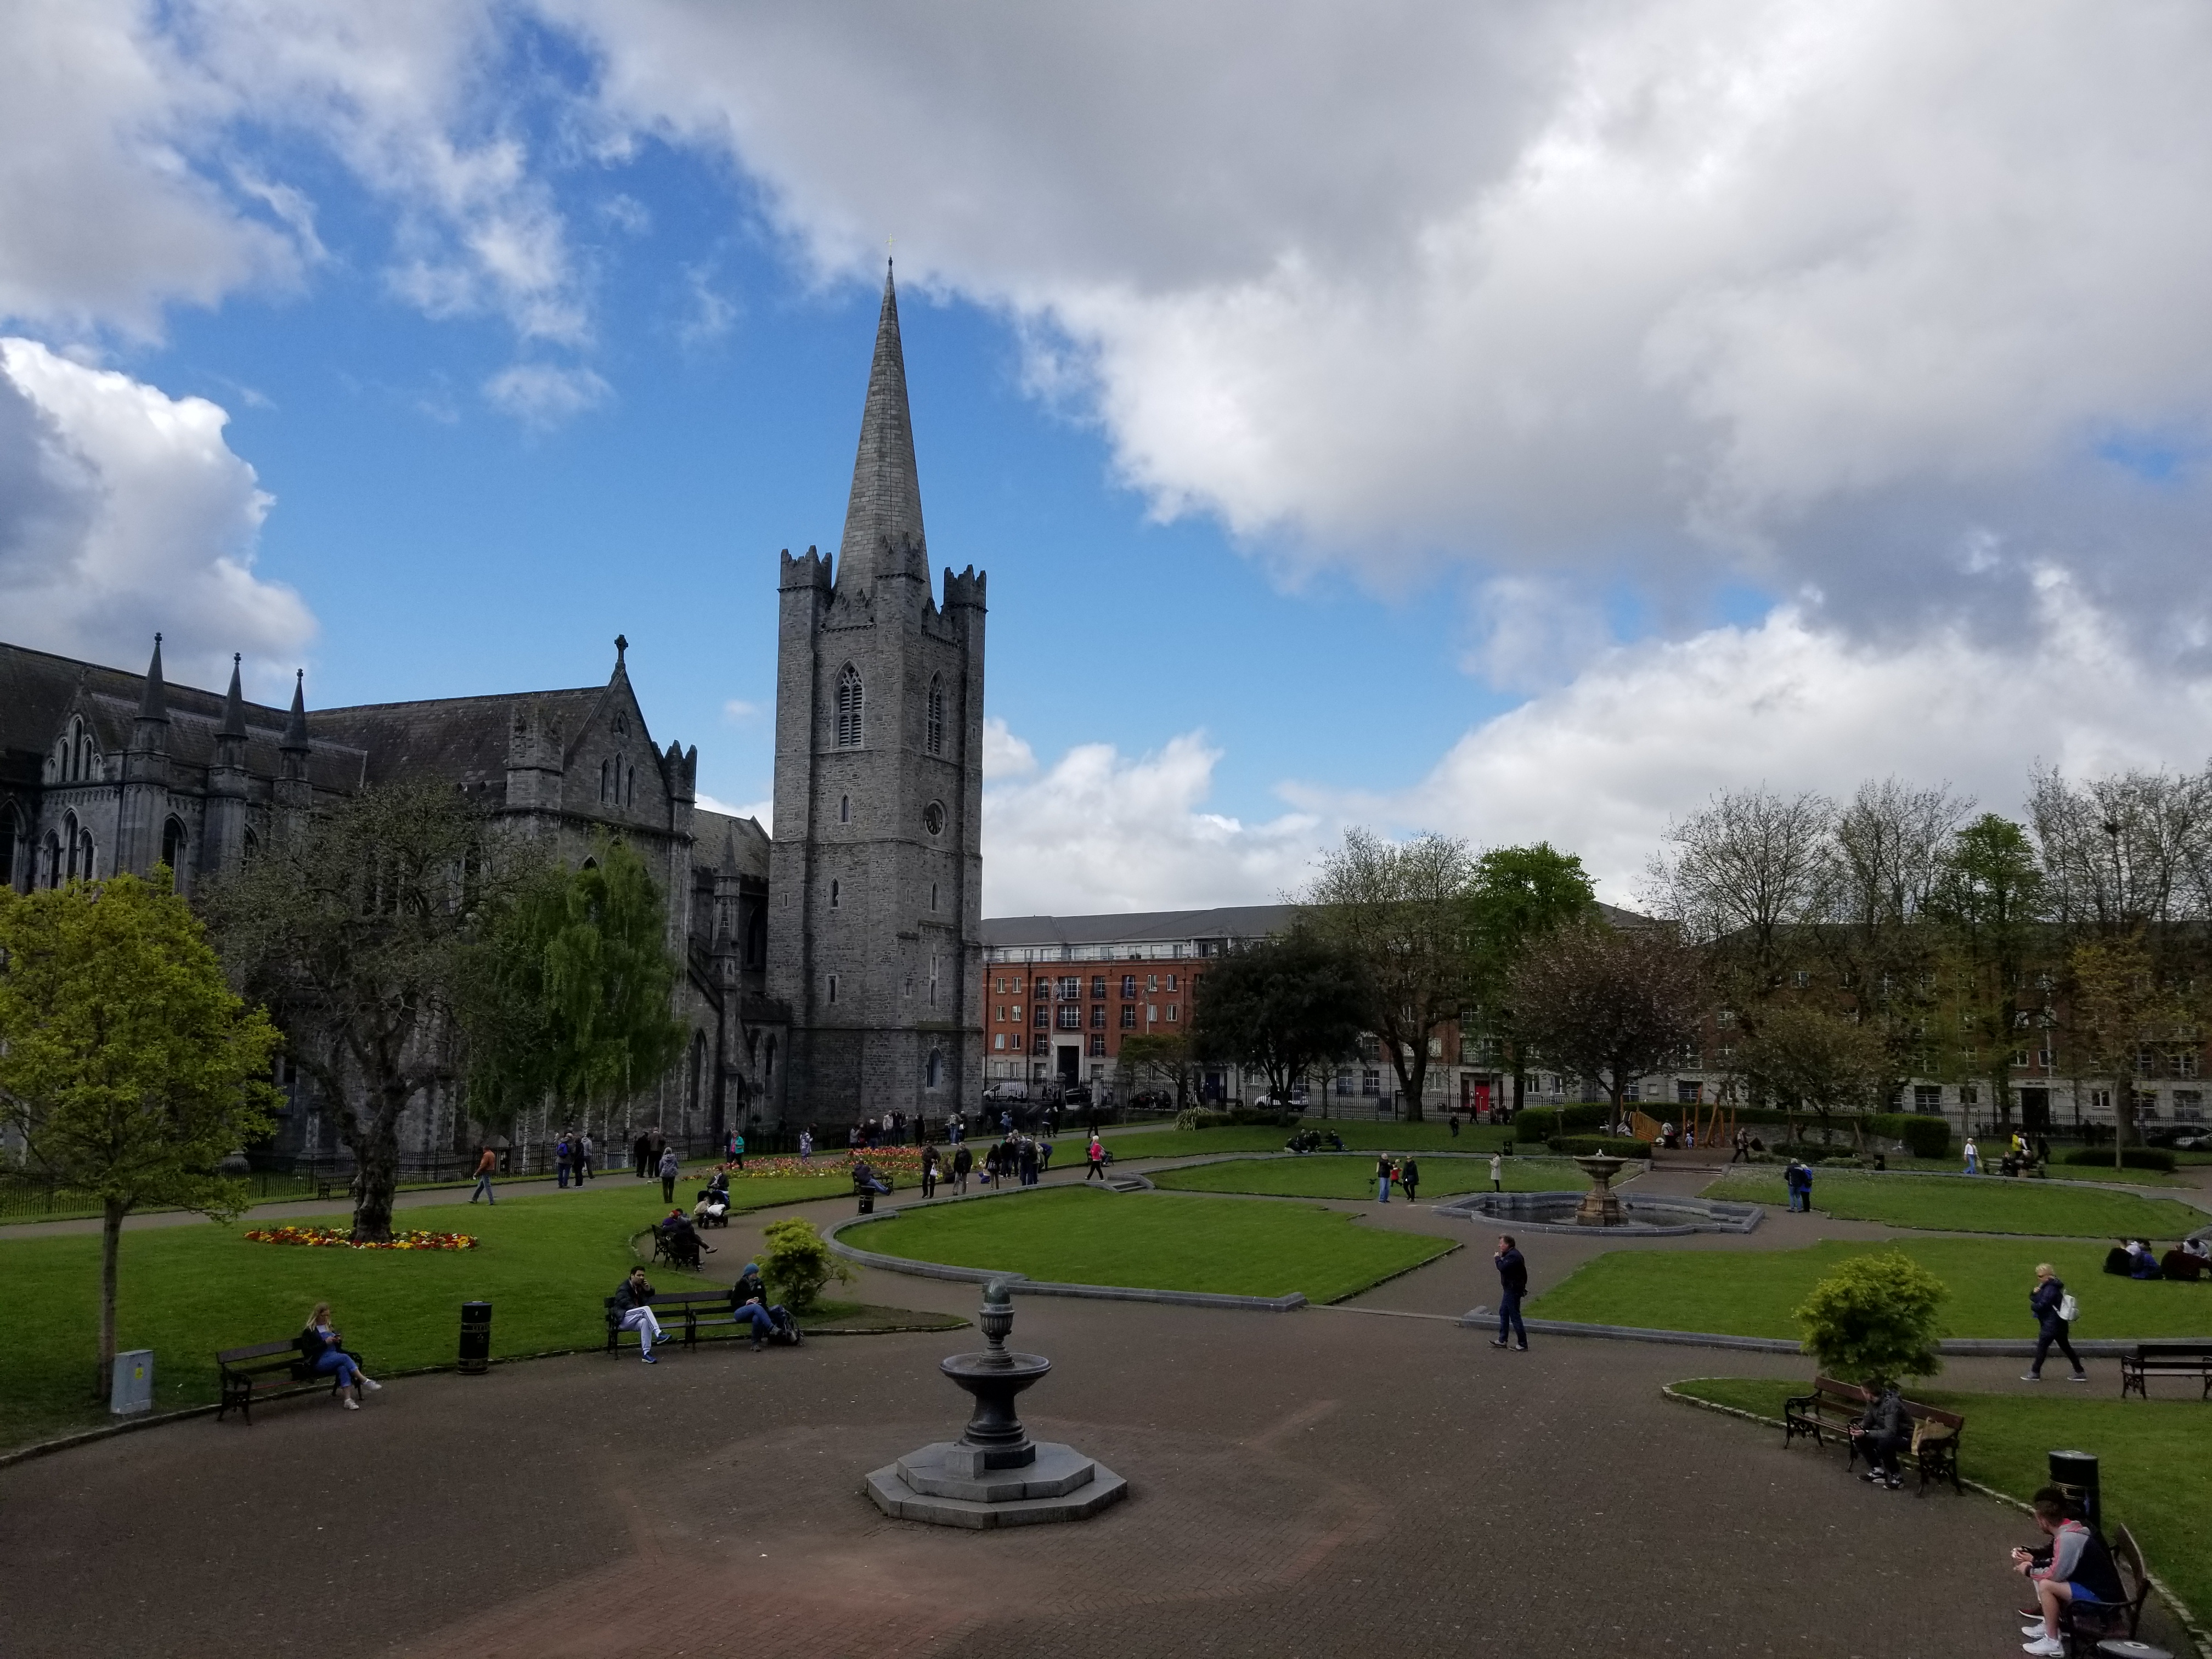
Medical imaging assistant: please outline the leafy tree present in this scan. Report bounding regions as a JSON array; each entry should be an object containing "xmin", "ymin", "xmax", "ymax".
[
  {"xmin": 1302, "ymin": 828, "xmax": 1480, "ymax": 1120},
  {"xmin": 760, "ymin": 1216, "xmax": 853, "ymax": 1314},
  {"xmin": 1466, "ymin": 843, "xmax": 1598, "ymax": 1113},
  {"xmin": 1189, "ymin": 927, "xmax": 1366, "ymax": 1106},
  {"xmin": 0, "ymin": 872, "xmax": 281, "ymax": 1393},
  {"xmin": 1926, "ymin": 814, "xmax": 2045, "ymax": 1127},
  {"xmin": 1735, "ymin": 1004, "xmax": 1891, "ymax": 1146},
  {"xmin": 1506, "ymin": 922, "xmax": 1704, "ymax": 1120},
  {"xmin": 1116, "ymin": 1032, "xmax": 1199, "ymax": 1112},
  {"xmin": 467, "ymin": 836, "xmax": 687, "ymax": 1150},
  {"xmin": 1793, "ymin": 1250, "xmax": 1948, "ymax": 1387},
  {"xmin": 205, "ymin": 782, "xmax": 515, "ymax": 1243}
]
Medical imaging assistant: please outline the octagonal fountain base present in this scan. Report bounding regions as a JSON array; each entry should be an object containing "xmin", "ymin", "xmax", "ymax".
[{"xmin": 1433, "ymin": 1189, "xmax": 1763, "ymax": 1235}]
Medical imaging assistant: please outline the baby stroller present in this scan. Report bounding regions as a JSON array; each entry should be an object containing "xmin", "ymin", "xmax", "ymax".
[{"xmin": 693, "ymin": 1180, "xmax": 732, "ymax": 1228}]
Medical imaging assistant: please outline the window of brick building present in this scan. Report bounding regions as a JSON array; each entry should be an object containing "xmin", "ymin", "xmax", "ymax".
[
  {"xmin": 1119, "ymin": 1005, "xmax": 1136, "ymax": 1029},
  {"xmin": 1034, "ymin": 1005, "xmax": 1048, "ymax": 1027},
  {"xmin": 1088, "ymin": 1035, "xmax": 1106, "ymax": 1057},
  {"xmin": 1166, "ymin": 1003, "xmax": 1180, "ymax": 1022},
  {"xmin": 1121, "ymin": 974, "xmax": 1137, "ymax": 998},
  {"xmin": 1057, "ymin": 1006, "xmax": 1080, "ymax": 1030},
  {"xmin": 1090, "ymin": 975, "xmax": 1107, "ymax": 998},
  {"xmin": 1089, "ymin": 1004, "xmax": 1105, "ymax": 1028}
]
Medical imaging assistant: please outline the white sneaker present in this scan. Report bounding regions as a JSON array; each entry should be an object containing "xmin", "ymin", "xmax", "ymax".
[
  {"xmin": 2022, "ymin": 1638, "xmax": 2063, "ymax": 1656},
  {"xmin": 361, "ymin": 1378, "xmax": 382, "ymax": 1392},
  {"xmin": 2022, "ymin": 1622, "xmax": 2049, "ymax": 1637},
  {"xmin": 343, "ymin": 1396, "xmax": 360, "ymax": 1410}
]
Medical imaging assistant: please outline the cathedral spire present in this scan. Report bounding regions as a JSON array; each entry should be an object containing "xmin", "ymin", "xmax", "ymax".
[
  {"xmin": 281, "ymin": 670, "xmax": 311, "ymax": 753},
  {"xmin": 219, "ymin": 654, "xmax": 247, "ymax": 738},
  {"xmin": 836, "ymin": 261, "xmax": 927, "ymax": 591},
  {"xmin": 137, "ymin": 634, "xmax": 170, "ymax": 724}
]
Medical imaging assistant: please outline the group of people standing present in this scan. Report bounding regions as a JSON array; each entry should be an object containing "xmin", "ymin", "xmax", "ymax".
[{"xmin": 1372, "ymin": 1154, "xmax": 1422, "ymax": 1203}]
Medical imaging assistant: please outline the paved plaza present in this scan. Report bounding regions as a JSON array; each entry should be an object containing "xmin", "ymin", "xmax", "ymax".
[{"xmin": 4, "ymin": 1150, "xmax": 2199, "ymax": 1659}]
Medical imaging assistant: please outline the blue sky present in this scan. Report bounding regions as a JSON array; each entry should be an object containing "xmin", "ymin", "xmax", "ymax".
[{"xmin": 5, "ymin": 3, "xmax": 2211, "ymax": 913}]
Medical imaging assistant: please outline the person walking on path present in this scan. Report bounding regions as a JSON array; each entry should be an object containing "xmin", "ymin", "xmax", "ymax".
[
  {"xmin": 1490, "ymin": 1151, "xmax": 1503, "ymax": 1193},
  {"xmin": 1400, "ymin": 1157, "xmax": 1420, "ymax": 1203},
  {"xmin": 1490, "ymin": 1235, "xmax": 1528, "ymax": 1351},
  {"xmin": 577, "ymin": 1132, "xmax": 593, "ymax": 1184},
  {"xmin": 1375, "ymin": 1153, "xmax": 1393, "ymax": 1203},
  {"xmin": 1019, "ymin": 1138, "xmax": 1041, "ymax": 1187},
  {"xmin": 798, "ymin": 1127, "xmax": 814, "ymax": 1166},
  {"xmin": 2022, "ymin": 1263, "xmax": 2088, "ymax": 1383},
  {"xmin": 631, "ymin": 1132, "xmax": 651, "ymax": 1179},
  {"xmin": 1449, "ymin": 1114, "xmax": 1460, "ymax": 1138},
  {"xmin": 729, "ymin": 1130, "xmax": 745, "ymax": 1170},
  {"xmin": 612, "ymin": 1268, "xmax": 664, "ymax": 1363},
  {"xmin": 658, "ymin": 1146, "xmax": 680, "ymax": 1204},
  {"xmin": 921, "ymin": 1143, "xmax": 940, "ymax": 1198},
  {"xmin": 1963, "ymin": 1136, "xmax": 1980, "ymax": 1175},
  {"xmin": 1085, "ymin": 1136, "xmax": 1108, "ymax": 1181},
  {"xmin": 952, "ymin": 1142, "xmax": 973, "ymax": 1194},
  {"xmin": 469, "ymin": 1146, "xmax": 498, "ymax": 1204},
  {"xmin": 1730, "ymin": 1126, "xmax": 1751, "ymax": 1164},
  {"xmin": 556, "ymin": 1132, "xmax": 573, "ymax": 1189}
]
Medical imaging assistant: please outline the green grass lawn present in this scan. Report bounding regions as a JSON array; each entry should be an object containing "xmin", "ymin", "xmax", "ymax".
[
  {"xmin": 1672, "ymin": 1376, "xmax": 2211, "ymax": 1629},
  {"xmin": 844, "ymin": 1184, "xmax": 1453, "ymax": 1302},
  {"xmin": 1530, "ymin": 1239, "xmax": 2212, "ymax": 1340},
  {"xmin": 1701, "ymin": 1170, "xmax": 2210, "ymax": 1239},
  {"xmin": 1149, "ymin": 1153, "xmax": 1592, "ymax": 1200},
  {"xmin": 0, "ymin": 1174, "xmax": 847, "ymax": 1452},
  {"xmin": 1098, "ymin": 1121, "xmax": 1517, "ymax": 1160}
]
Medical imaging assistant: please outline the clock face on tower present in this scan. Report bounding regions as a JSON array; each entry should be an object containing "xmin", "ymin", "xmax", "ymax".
[{"xmin": 923, "ymin": 800, "xmax": 946, "ymax": 837}]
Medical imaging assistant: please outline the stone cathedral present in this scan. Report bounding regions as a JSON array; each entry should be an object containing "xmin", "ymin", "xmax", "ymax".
[{"xmin": 0, "ymin": 266, "xmax": 984, "ymax": 1153}]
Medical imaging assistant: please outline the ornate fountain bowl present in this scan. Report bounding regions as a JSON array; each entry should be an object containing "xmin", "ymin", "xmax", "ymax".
[
  {"xmin": 940, "ymin": 1348, "xmax": 1052, "ymax": 1470},
  {"xmin": 1571, "ymin": 1153, "xmax": 1629, "ymax": 1226}
]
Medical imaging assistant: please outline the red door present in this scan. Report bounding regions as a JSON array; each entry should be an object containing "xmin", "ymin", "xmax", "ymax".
[{"xmin": 1470, "ymin": 1081, "xmax": 1492, "ymax": 1121}]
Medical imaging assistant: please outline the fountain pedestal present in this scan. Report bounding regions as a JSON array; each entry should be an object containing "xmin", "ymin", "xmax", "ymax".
[
  {"xmin": 1572, "ymin": 1154, "xmax": 1628, "ymax": 1226},
  {"xmin": 865, "ymin": 1281, "xmax": 1128, "ymax": 1528}
]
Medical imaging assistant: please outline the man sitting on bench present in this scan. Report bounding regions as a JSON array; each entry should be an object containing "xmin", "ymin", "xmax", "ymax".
[
  {"xmin": 853, "ymin": 1159, "xmax": 892, "ymax": 1197},
  {"xmin": 1848, "ymin": 1381, "xmax": 1909, "ymax": 1491},
  {"xmin": 2013, "ymin": 1489, "xmax": 2125, "ymax": 1656},
  {"xmin": 731, "ymin": 1262, "xmax": 796, "ymax": 1351},
  {"xmin": 613, "ymin": 1268, "xmax": 665, "ymax": 1364},
  {"xmin": 662, "ymin": 1209, "xmax": 710, "ymax": 1269}
]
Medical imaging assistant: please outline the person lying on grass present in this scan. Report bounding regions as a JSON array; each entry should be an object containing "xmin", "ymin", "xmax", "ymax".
[
  {"xmin": 301, "ymin": 1301, "xmax": 382, "ymax": 1409},
  {"xmin": 2011, "ymin": 1489, "xmax": 2124, "ymax": 1656}
]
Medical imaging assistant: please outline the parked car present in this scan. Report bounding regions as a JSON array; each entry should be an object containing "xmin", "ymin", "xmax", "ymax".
[
  {"xmin": 982, "ymin": 1081, "xmax": 1029, "ymax": 1103},
  {"xmin": 1130, "ymin": 1090, "xmax": 1173, "ymax": 1110},
  {"xmin": 1061, "ymin": 1084, "xmax": 1093, "ymax": 1107}
]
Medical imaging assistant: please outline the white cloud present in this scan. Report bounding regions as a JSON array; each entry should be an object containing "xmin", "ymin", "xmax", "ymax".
[
  {"xmin": 482, "ymin": 362, "xmax": 610, "ymax": 427},
  {"xmin": 0, "ymin": 337, "xmax": 315, "ymax": 690},
  {"xmin": 720, "ymin": 697, "xmax": 762, "ymax": 724},
  {"xmin": 697, "ymin": 791, "xmax": 771, "ymax": 831},
  {"xmin": 1314, "ymin": 579, "xmax": 2212, "ymax": 904},
  {"xmin": 981, "ymin": 715, "xmax": 1035, "ymax": 779},
  {"xmin": 983, "ymin": 729, "xmax": 1321, "ymax": 915}
]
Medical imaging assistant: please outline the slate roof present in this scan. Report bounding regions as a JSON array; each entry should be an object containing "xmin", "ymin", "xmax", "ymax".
[
  {"xmin": 694, "ymin": 807, "xmax": 772, "ymax": 881},
  {"xmin": 311, "ymin": 687, "xmax": 606, "ymax": 793}
]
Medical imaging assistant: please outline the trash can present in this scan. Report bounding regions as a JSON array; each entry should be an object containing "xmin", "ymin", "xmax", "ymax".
[
  {"xmin": 2049, "ymin": 1448, "xmax": 2100, "ymax": 1533},
  {"xmin": 857, "ymin": 1190, "xmax": 875, "ymax": 1215},
  {"xmin": 109, "ymin": 1349, "xmax": 154, "ymax": 1415},
  {"xmin": 458, "ymin": 1301, "xmax": 493, "ymax": 1375}
]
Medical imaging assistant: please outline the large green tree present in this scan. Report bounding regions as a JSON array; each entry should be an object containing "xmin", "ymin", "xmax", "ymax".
[
  {"xmin": 1735, "ymin": 1003, "xmax": 1891, "ymax": 1145},
  {"xmin": 1506, "ymin": 921, "xmax": 1705, "ymax": 1120},
  {"xmin": 1466, "ymin": 842, "xmax": 1598, "ymax": 1112},
  {"xmin": 0, "ymin": 872, "xmax": 280, "ymax": 1392},
  {"xmin": 206, "ymin": 782, "xmax": 514, "ymax": 1242},
  {"xmin": 1925, "ymin": 814, "xmax": 2045, "ymax": 1129},
  {"xmin": 466, "ymin": 836, "xmax": 688, "ymax": 1148},
  {"xmin": 1189, "ymin": 927, "xmax": 1367, "ymax": 1107},
  {"xmin": 1302, "ymin": 829, "xmax": 1479, "ymax": 1120}
]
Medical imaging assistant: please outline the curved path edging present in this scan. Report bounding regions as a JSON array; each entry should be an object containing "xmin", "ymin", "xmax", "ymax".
[
  {"xmin": 825, "ymin": 1210, "xmax": 1307, "ymax": 1312},
  {"xmin": 1455, "ymin": 1308, "xmax": 2143, "ymax": 1358}
]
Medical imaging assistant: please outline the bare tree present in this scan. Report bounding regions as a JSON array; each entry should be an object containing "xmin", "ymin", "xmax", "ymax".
[
  {"xmin": 2068, "ymin": 932, "xmax": 2189, "ymax": 1164},
  {"xmin": 1833, "ymin": 778, "xmax": 1973, "ymax": 931},
  {"xmin": 1645, "ymin": 787, "xmax": 1836, "ymax": 995},
  {"xmin": 1507, "ymin": 922, "xmax": 1705, "ymax": 1121},
  {"xmin": 1301, "ymin": 828, "xmax": 1480, "ymax": 1121},
  {"xmin": 2030, "ymin": 766, "xmax": 2212, "ymax": 931}
]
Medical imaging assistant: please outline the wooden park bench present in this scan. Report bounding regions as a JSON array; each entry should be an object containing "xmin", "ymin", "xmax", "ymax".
[
  {"xmin": 2119, "ymin": 1341, "xmax": 2212, "ymax": 1401},
  {"xmin": 216, "ymin": 1335, "xmax": 349, "ymax": 1423},
  {"xmin": 647, "ymin": 1220, "xmax": 713, "ymax": 1272},
  {"xmin": 602, "ymin": 1288, "xmax": 738, "ymax": 1354},
  {"xmin": 1782, "ymin": 1374, "xmax": 1965, "ymax": 1496}
]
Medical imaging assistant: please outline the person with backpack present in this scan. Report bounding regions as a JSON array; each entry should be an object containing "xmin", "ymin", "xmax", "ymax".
[
  {"xmin": 555, "ymin": 1131, "xmax": 572, "ymax": 1188},
  {"xmin": 658, "ymin": 1144, "xmax": 680, "ymax": 1203},
  {"xmin": 2022, "ymin": 1262, "xmax": 2088, "ymax": 1383}
]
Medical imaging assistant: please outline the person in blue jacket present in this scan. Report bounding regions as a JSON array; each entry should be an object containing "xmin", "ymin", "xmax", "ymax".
[{"xmin": 2022, "ymin": 1262, "xmax": 2087, "ymax": 1383}]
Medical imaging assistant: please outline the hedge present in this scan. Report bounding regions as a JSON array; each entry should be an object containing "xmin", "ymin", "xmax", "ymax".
[
  {"xmin": 1514, "ymin": 1104, "xmax": 1616, "ymax": 1142},
  {"xmin": 1867, "ymin": 1113, "xmax": 1953, "ymax": 1160},
  {"xmin": 2060, "ymin": 1147, "xmax": 2178, "ymax": 1173},
  {"xmin": 1546, "ymin": 1136, "xmax": 1652, "ymax": 1160}
]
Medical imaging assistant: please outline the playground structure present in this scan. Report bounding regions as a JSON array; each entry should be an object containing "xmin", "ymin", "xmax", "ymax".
[{"xmin": 1629, "ymin": 1098, "xmax": 1736, "ymax": 1152}]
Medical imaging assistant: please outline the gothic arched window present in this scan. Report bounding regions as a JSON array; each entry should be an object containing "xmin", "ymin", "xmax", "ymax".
[
  {"xmin": 926, "ymin": 1048, "xmax": 944, "ymax": 1090},
  {"xmin": 836, "ymin": 663, "xmax": 864, "ymax": 748},
  {"xmin": 0, "ymin": 805, "xmax": 19, "ymax": 892},
  {"xmin": 161, "ymin": 816, "xmax": 187, "ymax": 872},
  {"xmin": 42, "ymin": 832, "xmax": 60, "ymax": 888},
  {"xmin": 62, "ymin": 812, "xmax": 81, "ymax": 883},
  {"xmin": 926, "ymin": 674, "xmax": 944, "ymax": 757}
]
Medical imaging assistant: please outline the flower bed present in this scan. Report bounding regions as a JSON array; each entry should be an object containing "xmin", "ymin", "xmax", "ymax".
[
  {"xmin": 244, "ymin": 1224, "xmax": 479, "ymax": 1251},
  {"xmin": 720, "ymin": 1146, "xmax": 931, "ymax": 1179}
]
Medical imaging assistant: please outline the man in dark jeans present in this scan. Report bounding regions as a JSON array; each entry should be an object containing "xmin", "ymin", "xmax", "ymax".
[
  {"xmin": 1849, "ymin": 1382, "xmax": 1910, "ymax": 1489},
  {"xmin": 1490, "ymin": 1235, "xmax": 1528, "ymax": 1351}
]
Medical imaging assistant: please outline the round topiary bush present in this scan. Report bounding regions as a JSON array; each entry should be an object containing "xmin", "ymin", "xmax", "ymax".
[{"xmin": 1794, "ymin": 1249, "xmax": 1949, "ymax": 1387}]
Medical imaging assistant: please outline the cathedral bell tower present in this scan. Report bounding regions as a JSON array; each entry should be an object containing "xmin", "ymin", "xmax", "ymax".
[{"xmin": 766, "ymin": 264, "xmax": 986, "ymax": 1127}]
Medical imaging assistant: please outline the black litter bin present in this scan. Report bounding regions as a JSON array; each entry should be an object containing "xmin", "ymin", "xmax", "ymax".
[
  {"xmin": 2049, "ymin": 1448, "xmax": 2100, "ymax": 1533},
  {"xmin": 459, "ymin": 1300, "xmax": 493, "ymax": 1375},
  {"xmin": 857, "ymin": 1191, "xmax": 875, "ymax": 1215}
]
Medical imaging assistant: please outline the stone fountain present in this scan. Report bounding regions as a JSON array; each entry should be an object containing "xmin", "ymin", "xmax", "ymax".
[
  {"xmin": 865, "ymin": 1280, "xmax": 1127, "ymax": 1528},
  {"xmin": 1572, "ymin": 1153, "xmax": 1628, "ymax": 1226}
]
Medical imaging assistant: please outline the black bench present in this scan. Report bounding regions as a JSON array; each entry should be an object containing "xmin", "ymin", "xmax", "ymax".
[
  {"xmin": 647, "ymin": 1221, "xmax": 712, "ymax": 1271},
  {"xmin": 854, "ymin": 1170, "xmax": 893, "ymax": 1215},
  {"xmin": 216, "ymin": 1336, "xmax": 348, "ymax": 1423},
  {"xmin": 2119, "ymin": 1341, "xmax": 2212, "ymax": 1400},
  {"xmin": 1782, "ymin": 1374, "xmax": 1965, "ymax": 1496},
  {"xmin": 603, "ymin": 1288, "xmax": 741, "ymax": 1353}
]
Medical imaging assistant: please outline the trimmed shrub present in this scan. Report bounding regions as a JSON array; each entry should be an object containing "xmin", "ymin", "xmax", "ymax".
[
  {"xmin": 1514, "ymin": 1103, "xmax": 1615, "ymax": 1142},
  {"xmin": 1867, "ymin": 1114, "xmax": 1953, "ymax": 1160},
  {"xmin": 1546, "ymin": 1135, "xmax": 1651, "ymax": 1159},
  {"xmin": 1794, "ymin": 1249, "xmax": 1949, "ymax": 1386},
  {"xmin": 761, "ymin": 1216, "xmax": 853, "ymax": 1314},
  {"xmin": 2061, "ymin": 1146, "xmax": 2177, "ymax": 1173}
]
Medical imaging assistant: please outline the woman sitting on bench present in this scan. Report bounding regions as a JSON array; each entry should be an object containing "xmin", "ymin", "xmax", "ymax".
[
  {"xmin": 731, "ymin": 1263, "xmax": 798, "ymax": 1350},
  {"xmin": 301, "ymin": 1302, "xmax": 381, "ymax": 1409}
]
